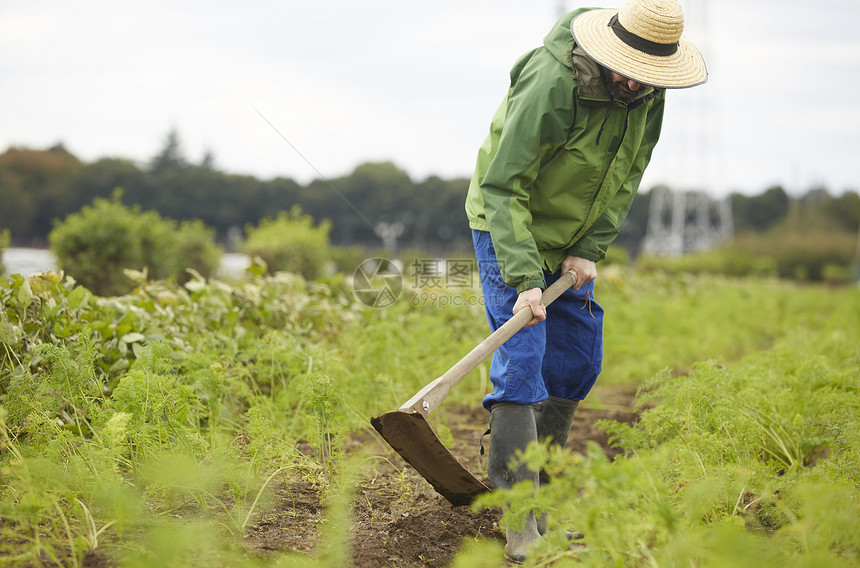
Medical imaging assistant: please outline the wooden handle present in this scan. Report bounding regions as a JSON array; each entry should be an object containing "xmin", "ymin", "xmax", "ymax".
[{"xmin": 399, "ymin": 270, "xmax": 578, "ymax": 415}]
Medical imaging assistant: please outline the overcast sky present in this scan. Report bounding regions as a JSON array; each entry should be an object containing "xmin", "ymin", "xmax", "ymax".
[{"xmin": 2, "ymin": 0, "xmax": 859, "ymax": 198}]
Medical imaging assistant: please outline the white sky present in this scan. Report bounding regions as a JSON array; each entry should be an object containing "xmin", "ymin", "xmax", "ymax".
[{"xmin": 2, "ymin": 0, "xmax": 859, "ymax": 197}]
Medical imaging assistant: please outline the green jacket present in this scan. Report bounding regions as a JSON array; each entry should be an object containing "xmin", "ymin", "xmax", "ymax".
[{"xmin": 465, "ymin": 9, "xmax": 665, "ymax": 293}]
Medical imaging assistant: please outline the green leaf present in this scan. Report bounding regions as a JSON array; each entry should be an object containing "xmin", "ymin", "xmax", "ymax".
[
  {"xmin": 109, "ymin": 358, "xmax": 129, "ymax": 373},
  {"xmin": 0, "ymin": 318, "xmax": 18, "ymax": 345},
  {"xmin": 184, "ymin": 279, "xmax": 207, "ymax": 293},
  {"xmin": 121, "ymin": 332, "xmax": 146, "ymax": 344},
  {"xmin": 16, "ymin": 278, "xmax": 33, "ymax": 308},
  {"xmin": 67, "ymin": 286, "xmax": 91, "ymax": 310}
]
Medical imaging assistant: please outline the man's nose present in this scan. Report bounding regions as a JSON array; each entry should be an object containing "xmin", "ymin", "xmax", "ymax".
[{"xmin": 627, "ymin": 79, "xmax": 641, "ymax": 91}]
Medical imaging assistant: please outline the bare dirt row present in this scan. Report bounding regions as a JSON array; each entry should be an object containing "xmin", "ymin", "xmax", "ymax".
[{"xmin": 244, "ymin": 383, "xmax": 639, "ymax": 567}]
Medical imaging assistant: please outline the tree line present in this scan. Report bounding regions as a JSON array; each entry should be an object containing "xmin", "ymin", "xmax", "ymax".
[{"xmin": 2, "ymin": 132, "xmax": 858, "ymax": 260}]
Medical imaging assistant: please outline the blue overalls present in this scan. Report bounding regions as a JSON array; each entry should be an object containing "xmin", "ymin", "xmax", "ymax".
[{"xmin": 472, "ymin": 229, "xmax": 604, "ymax": 411}]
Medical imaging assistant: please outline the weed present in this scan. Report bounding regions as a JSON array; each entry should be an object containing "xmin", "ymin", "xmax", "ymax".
[
  {"xmin": 303, "ymin": 373, "xmax": 343, "ymax": 483},
  {"xmin": 463, "ymin": 308, "xmax": 860, "ymax": 566},
  {"xmin": 1, "ymin": 267, "xmax": 858, "ymax": 566}
]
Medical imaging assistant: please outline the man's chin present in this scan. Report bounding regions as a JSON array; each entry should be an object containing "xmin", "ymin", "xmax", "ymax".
[{"xmin": 611, "ymin": 85, "xmax": 639, "ymax": 102}]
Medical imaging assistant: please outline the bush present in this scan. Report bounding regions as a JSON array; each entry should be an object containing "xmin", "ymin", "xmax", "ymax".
[
  {"xmin": 636, "ymin": 248, "xmax": 777, "ymax": 278},
  {"xmin": 0, "ymin": 229, "xmax": 9, "ymax": 275},
  {"xmin": 330, "ymin": 244, "xmax": 377, "ymax": 275},
  {"xmin": 636, "ymin": 228, "xmax": 856, "ymax": 282},
  {"xmin": 732, "ymin": 230, "xmax": 855, "ymax": 282},
  {"xmin": 166, "ymin": 219, "xmax": 222, "ymax": 281},
  {"xmin": 604, "ymin": 245, "xmax": 631, "ymax": 266},
  {"xmin": 822, "ymin": 263, "xmax": 852, "ymax": 285},
  {"xmin": 243, "ymin": 206, "xmax": 331, "ymax": 279},
  {"xmin": 49, "ymin": 191, "xmax": 221, "ymax": 295}
]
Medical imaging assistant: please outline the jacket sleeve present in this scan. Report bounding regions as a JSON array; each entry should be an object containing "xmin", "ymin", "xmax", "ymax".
[
  {"xmin": 568, "ymin": 92, "xmax": 665, "ymax": 261},
  {"xmin": 480, "ymin": 51, "xmax": 577, "ymax": 293}
]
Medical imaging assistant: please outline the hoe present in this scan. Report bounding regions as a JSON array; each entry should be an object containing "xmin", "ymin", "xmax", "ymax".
[{"xmin": 371, "ymin": 270, "xmax": 577, "ymax": 506}]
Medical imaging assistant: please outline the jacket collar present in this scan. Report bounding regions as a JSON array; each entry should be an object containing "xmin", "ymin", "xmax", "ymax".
[{"xmin": 571, "ymin": 45, "xmax": 659, "ymax": 108}]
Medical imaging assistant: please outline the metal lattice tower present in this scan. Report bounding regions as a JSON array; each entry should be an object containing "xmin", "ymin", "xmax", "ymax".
[{"xmin": 642, "ymin": 187, "xmax": 733, "ymax": 256}]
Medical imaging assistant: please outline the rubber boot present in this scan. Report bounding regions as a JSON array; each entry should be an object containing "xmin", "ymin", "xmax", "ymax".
[
  {"xmin": 488, "ymin": 403, "xmax": 542, "ymax": 563},
  {"xmin": 535, "ymin": 396, "xmax": 579, "ymax": 448},
  {"xmin": 533, "ymin": 396, "xmax": 582, "ymax": 538}
]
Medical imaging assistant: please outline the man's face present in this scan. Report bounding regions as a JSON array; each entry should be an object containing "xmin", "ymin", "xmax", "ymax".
[{"xmin": 603, "ymin": 68, "xmax": 645, "ymax": 102}]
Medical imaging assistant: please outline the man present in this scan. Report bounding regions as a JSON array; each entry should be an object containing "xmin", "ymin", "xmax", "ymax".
[{"xmin": 464, "ymin": 0, "xmax": 706, "ymax": 560}]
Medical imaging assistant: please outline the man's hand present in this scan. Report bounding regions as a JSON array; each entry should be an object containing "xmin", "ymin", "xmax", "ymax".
[
  {"xmin": 513, "ymin": 287, "xmax": 546, "ymax": 328},
  {"xmin": 561, "ymin": 256, "xmax": 597, "ymax": 290},
  {"xmin": 513, "ymin": 257, "xmax": 595, "ymax": 327}
]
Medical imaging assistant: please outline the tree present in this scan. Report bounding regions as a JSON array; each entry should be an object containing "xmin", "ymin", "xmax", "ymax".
[
  {"xmin": 813, "ymin": 190, "xmax": 860, "ymax": 233},
  {"xmin": 0, "ymin": 147, "xmax": 82, "ymax": 245},
  {"xmin": 0, "ymin": 229, "xmax": 9, "ymax": 275},
  {"xmin": 731, "ymin": 186, "xmax": 790, "ymax": 234},
  {"xmin": 201, "ymin": 149, "xmax": 216, "ymax": 170},
  {"xmin": 150, "ymin": 128, "xmax": 188, "ymax": 173},
  {"xmin": 74, "ymin": 158, "xmax": 145, "ymax": 212}
]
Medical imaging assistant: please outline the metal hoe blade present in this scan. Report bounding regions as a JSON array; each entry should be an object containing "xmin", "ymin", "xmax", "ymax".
[
  {"xmin": 371, "ymin": 410, "xmax": 489, "ymax": 507},
  {"xmin": 370, "ymin": 271, "xmax": 577, "ymax": 506}
]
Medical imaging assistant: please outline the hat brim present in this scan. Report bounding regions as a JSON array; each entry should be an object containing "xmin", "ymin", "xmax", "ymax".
[{"xmin": 571, "ymin": 9, "xmax": 707, "ymax": 89}]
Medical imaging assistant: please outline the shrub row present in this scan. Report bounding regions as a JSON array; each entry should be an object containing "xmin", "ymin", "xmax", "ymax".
[
  {"xmin": 637, "ymin": 229, "xmax": 858, "ymax": 284},
  {"xmin": 49, "ymin": 192, "xmax": 222, "ymax": 295},
  {"xmin": 46, "ymin": 193, "xmax": 349, "ymax": 295}
]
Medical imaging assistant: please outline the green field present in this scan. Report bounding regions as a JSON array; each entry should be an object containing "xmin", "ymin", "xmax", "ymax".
[{"xmin": 1, "ymin": 266, "xmax": 858, "ymax": 566}]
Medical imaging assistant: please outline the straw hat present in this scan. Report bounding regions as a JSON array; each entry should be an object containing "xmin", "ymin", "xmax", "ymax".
[{"xmin": 570, "ymin": 0, "xmax": 707, "ymax": 89}]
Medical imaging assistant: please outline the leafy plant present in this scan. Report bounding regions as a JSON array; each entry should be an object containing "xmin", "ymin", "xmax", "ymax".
[
  {"xmin": 49, "ymin": 191, "xmax": 222, "ymax": 295},
  {"xmin": 243, "ymin": 206, "xmax": 332, "ymax": 280},
  {"xmin": 303, "ymin": 373, "xmax": 343, "ymax": 483},
  {"xmin": 2, "ymin": 262, "xmax": 858, "ymax": 566},
  {"xmin": 467, "ymin": 301, "xmax": 860, "ymax": 566}
]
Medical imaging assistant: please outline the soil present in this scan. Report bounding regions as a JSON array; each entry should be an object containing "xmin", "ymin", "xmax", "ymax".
[
  {"xmin": 244, "ymin": 382, "xmax": 640, "ymax": 567},
  {"xmin": 10, "ymin": 383, "xmax": 638, "ymax": 567}
]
